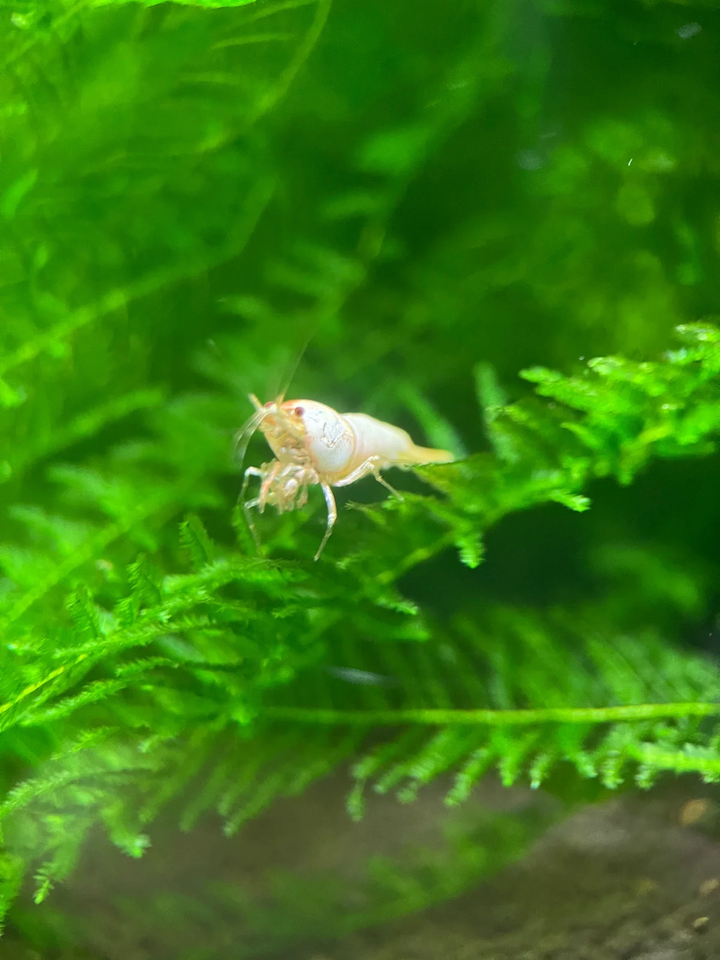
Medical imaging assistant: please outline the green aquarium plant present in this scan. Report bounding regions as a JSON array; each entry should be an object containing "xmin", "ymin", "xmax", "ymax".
[{"xmin": 2, "ymin": 0, "xmax": 720, "ymax": 952}]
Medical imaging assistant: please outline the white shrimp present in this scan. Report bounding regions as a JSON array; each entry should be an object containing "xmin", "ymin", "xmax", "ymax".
[{"xmin": 237, "ymin": 394, "xmax": 454, "ymax": 560}]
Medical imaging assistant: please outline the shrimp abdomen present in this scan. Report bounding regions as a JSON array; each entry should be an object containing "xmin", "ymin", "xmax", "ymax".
[{"xmin": 343, "ymin": 413, "xmax": 454, "ymax": 468}]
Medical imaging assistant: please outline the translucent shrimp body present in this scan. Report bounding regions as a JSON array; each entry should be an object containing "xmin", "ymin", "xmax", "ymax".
[
  {"xmin": 240, "ymin": 395, "xmax": 454, "ymax": 560},
  {"xmin": 341, "ymin": 412, "xmax": 452, "ymax": 472}
]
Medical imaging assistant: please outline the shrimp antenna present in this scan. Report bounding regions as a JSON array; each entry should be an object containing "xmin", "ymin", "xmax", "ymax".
[
  {"xmin": 272, "ymin": 327, "xmax": 317, "ymax": 407},
  {"xmin": 233, "ymin": 395, "xmax": 271, "ymax": 467}
]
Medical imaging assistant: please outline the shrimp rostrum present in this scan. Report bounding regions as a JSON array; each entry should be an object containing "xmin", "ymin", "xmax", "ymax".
[{"xmin": 238, "ymin": 394, "xmax": 454, "ymax": 560}]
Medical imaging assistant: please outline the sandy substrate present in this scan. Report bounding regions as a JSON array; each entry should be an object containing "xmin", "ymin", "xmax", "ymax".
[{"xmin": 4, "ymin": 776, "xmax": 720, "ymax": 960}]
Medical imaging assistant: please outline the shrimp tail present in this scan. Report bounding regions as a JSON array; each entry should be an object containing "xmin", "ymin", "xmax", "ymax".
[{"xmin": 396, "ymin": 445, "xmax": 455, "ymax": 466}]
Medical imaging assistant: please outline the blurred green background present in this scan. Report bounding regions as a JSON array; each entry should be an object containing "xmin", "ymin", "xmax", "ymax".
[{"xmin": 3, "ymin": 0, "xmax": 720, "ymax": 955}]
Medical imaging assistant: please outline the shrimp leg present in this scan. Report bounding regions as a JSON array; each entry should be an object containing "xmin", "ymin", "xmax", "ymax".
[
  {"xmin": 333, "ymin": 457, "xmax": 404, "ymax": 501},
  {"xmin": 315, "ymin": 483, "xmax": 338, "ymax": 561},
  {"xmin": 241, "ymin": 466, "xmax": 265, "ymax": 554},
  {"xmin": 259, "ymin": 460, "xmax": 283, "ymax": 510}
]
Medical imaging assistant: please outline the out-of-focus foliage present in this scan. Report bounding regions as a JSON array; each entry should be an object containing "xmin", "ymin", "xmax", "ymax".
[{"xmin": 2, "ymin": 0, "xmax": 720, "ymax": 950}]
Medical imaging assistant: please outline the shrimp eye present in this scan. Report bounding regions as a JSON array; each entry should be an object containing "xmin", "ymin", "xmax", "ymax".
[{"xmin": 294, "ymin": 406, "xmax": 305, "ymax": 417}]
